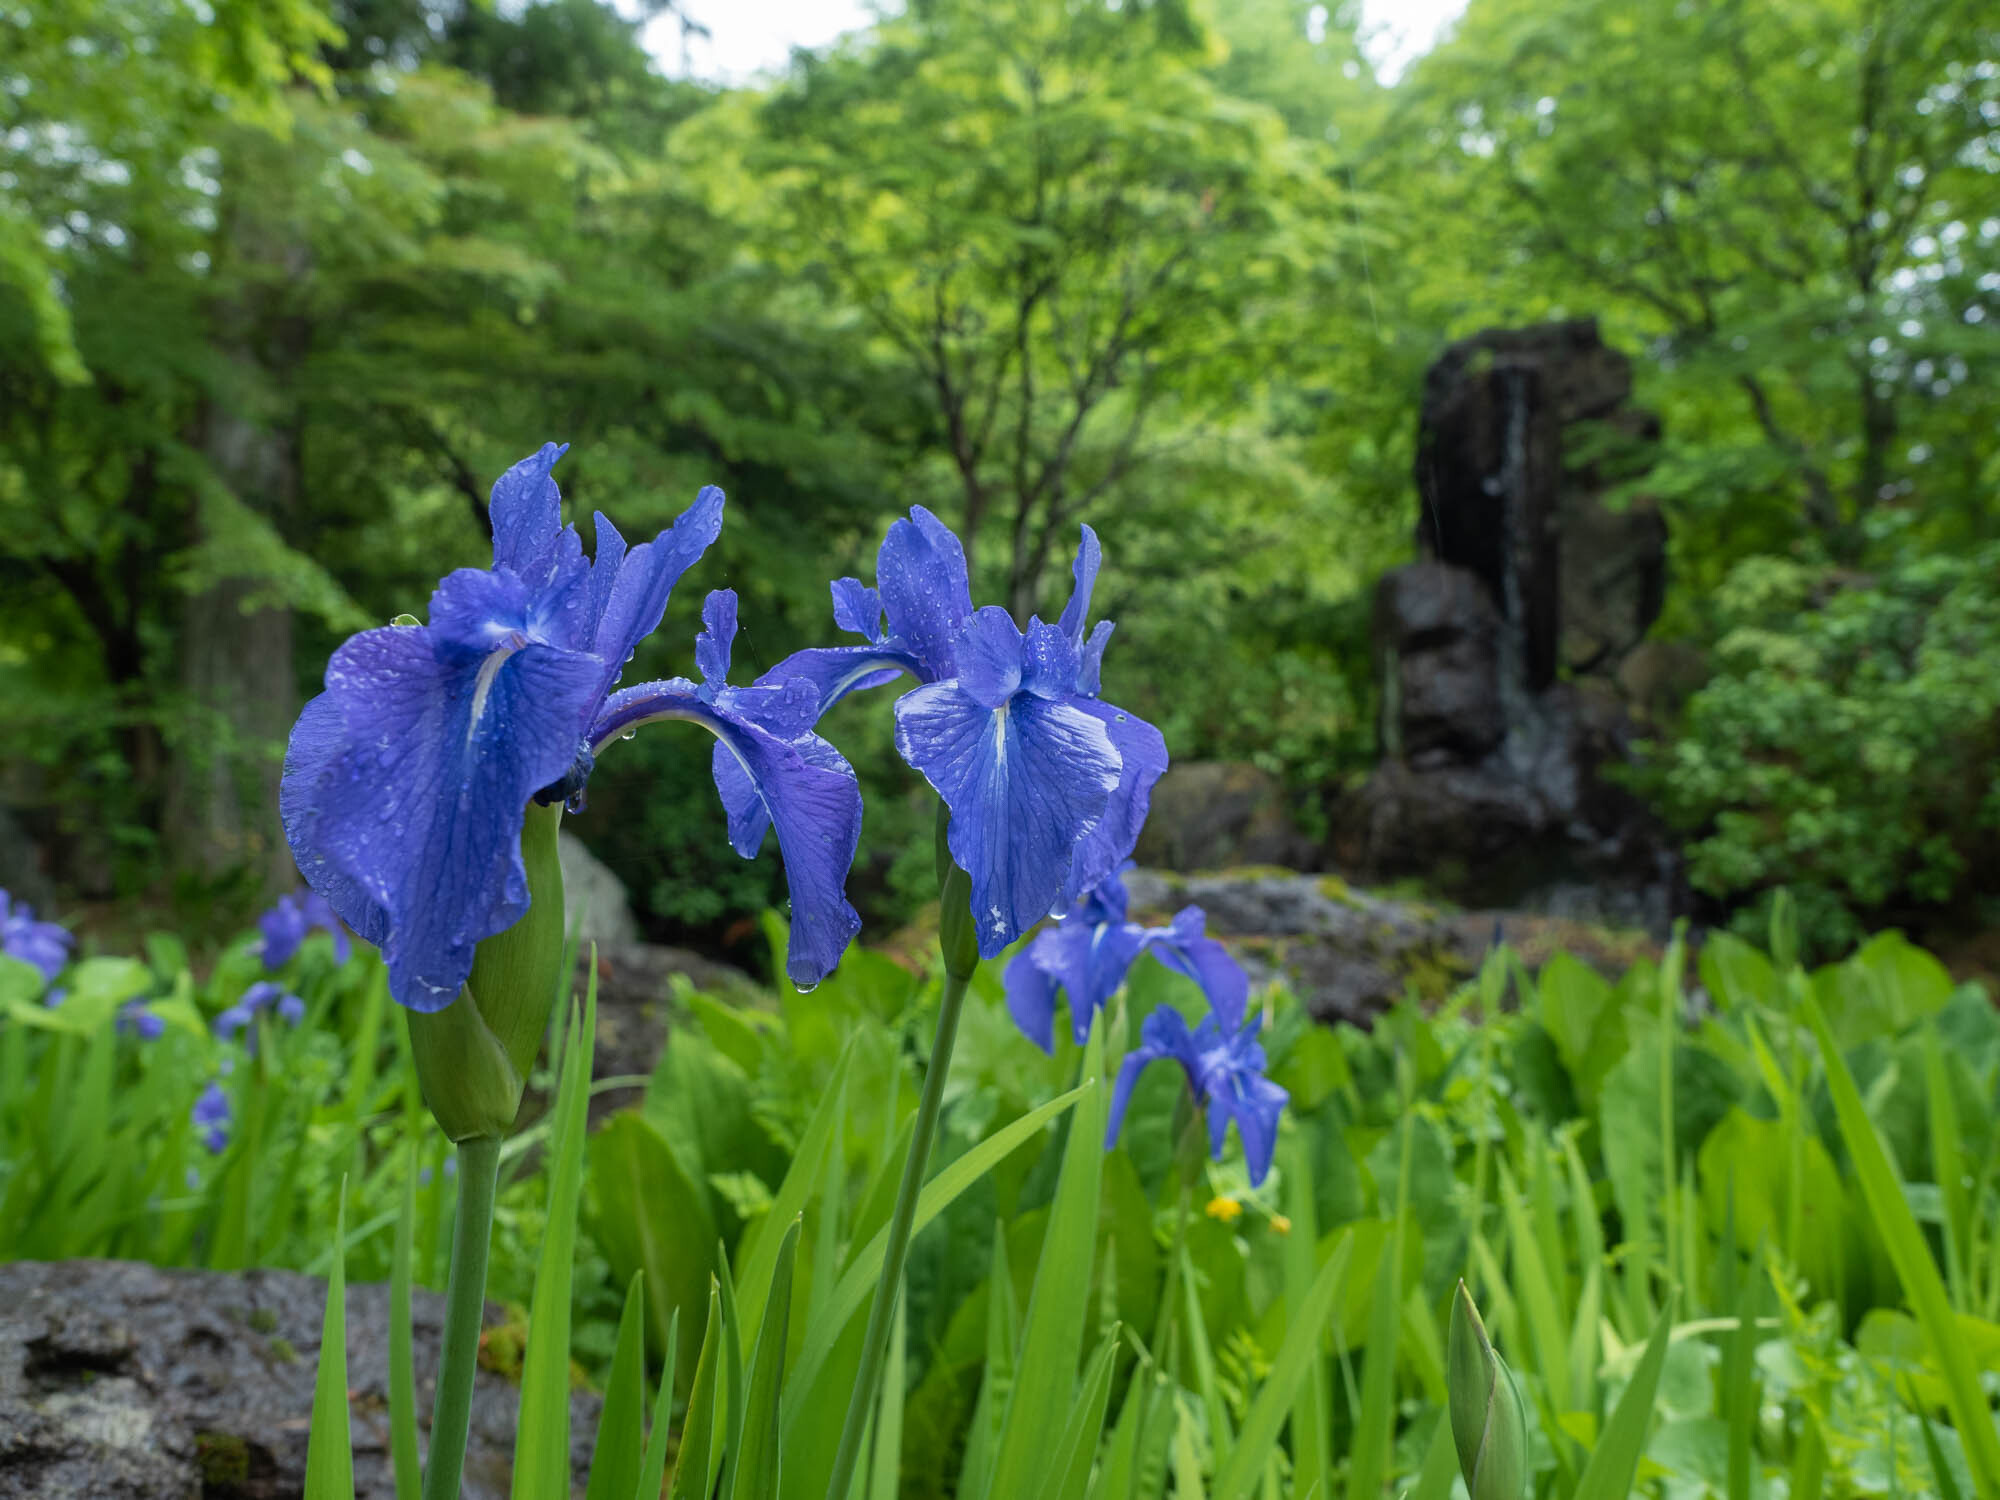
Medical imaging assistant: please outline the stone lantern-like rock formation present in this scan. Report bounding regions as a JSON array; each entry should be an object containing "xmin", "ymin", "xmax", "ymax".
[{"xmin": 1335, "ymin": 320, "xmax": 1689, "ymax": 931}]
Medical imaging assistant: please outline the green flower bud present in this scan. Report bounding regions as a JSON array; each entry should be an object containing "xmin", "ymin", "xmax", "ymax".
[
  {"xmin": 407, "ymin": 801, "xmax": 568, "ymax": 1141},
  {"xmin": 1449, "ymin": 1280, "xmax": 1529, "ymax": 1500}
]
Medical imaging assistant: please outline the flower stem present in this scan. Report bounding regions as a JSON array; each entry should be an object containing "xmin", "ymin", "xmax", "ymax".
[
  {"xmin": 422, "ymin": 1133, "xmax": 502, "ymax": 1500},
  {"xmin": 824, "ymin": 960, "xmax": 970, "ymax": 1500}
]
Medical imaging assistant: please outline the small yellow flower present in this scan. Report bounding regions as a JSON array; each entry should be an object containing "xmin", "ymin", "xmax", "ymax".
[
  {"xmin": 1205, "ymin": 1195, "xmax": 1243, "ymax": 1224},
  {"xmin": 1269, "ymin": 1213, "xmax": 1292, "ymax": 1236}
]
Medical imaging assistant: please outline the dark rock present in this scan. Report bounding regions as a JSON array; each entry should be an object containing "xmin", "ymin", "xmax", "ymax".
[
  {"xmin": 1338, "ymin": 319, "xmax": 1684, "ymax": 931},
  {"xmin": 1374, "ymin": 564, "xmax": 1506, "ymax": 764},
  {"xmin": 0, "ymin": 1259, "xmax": 598, "ymax": 1499},
  {"xmin": 556, "ymin": 833, "xmax": 639, "ymax": 949},
  {"xmin": 575, "ymin": 941, "xmax": 754, "ymax": 1125},
  {"xmin": 1131, "ymin": 762, "xmax": 1316, "ymax": 872}
]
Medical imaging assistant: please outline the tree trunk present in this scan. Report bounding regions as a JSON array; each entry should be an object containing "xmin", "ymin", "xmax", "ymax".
[{"xmin": 163, "ymin": 139, "xmax": 310, "ymax": 893}]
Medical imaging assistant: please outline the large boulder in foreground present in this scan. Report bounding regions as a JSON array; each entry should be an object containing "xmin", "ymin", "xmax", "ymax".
[{"xmin": 0, "ymin": 1259, "xmax": 597, "ymax": 1499}]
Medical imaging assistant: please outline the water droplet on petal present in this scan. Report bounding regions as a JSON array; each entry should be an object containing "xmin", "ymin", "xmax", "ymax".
[
  {"xmin": 794, "ymin": 979, "xmax": 819, "ymax": 995},
  {"xmin": 620, "ymin": 729, "xmax": 637, "ymax": 741}
]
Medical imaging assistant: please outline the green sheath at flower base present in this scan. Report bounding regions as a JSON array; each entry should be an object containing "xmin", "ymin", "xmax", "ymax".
[
  {"xmin": 1448, "ymin": 1280, "xmax": 1528, "ymax": 1500},
  {"xmin": 407, "ymin": 801, "xmax": 567, "ymax": 1141}
]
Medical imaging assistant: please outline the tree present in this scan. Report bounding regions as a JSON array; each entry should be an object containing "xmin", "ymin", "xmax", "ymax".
[
  {"xmin": 1393, "ymin": 0, "xmax": 2000, "ymax": 564},
  {"xmin": 710, "ymin": 0, "xmax": 1340, "ymax": 619}
]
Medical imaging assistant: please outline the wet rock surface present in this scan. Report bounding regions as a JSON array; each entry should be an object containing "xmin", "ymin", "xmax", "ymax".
[
  {"xmin": 0, "ymin": 1259, "xmax": 597, "ymax": 1499},
  {"xmin": 574, "ymin": 940, "xmax": 754, "ymax": 1124},
  {"xmin": 1132, "ymin": 760, "xmax": 1318, "ymax": 872},
  {"xmin": 1123, "ymin": 867, "xmax": 1656, "ymax": 1028}
]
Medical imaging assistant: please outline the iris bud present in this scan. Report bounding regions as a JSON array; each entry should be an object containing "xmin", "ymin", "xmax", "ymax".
[
  {"xmin": 1448, "ymin": 1280, "xmax": 1528, "ymax": 1500},
  {"xmin": 407, "ymin": 801, "xmax": 568, "ymax": 1141}
]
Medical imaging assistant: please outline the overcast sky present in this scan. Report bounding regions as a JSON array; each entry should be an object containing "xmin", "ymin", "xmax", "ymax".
[{"xmin": 634, "ymin": 0, "xmax": 1467, "ymax": 86}]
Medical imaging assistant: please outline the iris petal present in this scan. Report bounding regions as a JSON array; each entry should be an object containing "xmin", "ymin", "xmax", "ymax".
[
  {"xmin": 876, "ymin": 506, "xmax": 973, "ymax": 680},
  {"xmin": 488, "ymin": 443, "xmax": 569, "ymax": 584},
  {"xmin": 1062, "ymin": 700, "xmax": 1168, "ymax": 902},
  {"xmin": 761, "ymin": 645, "xmax": 920, "ymax": 717},
  {"xmin": 1143, "ymin": 907, "xmax": 1248, "ymax": 1035},
  {"xmin": 894, "ymin": 681, "xmax": 1120, "ymax": 956},
  {"xmin": 589, "ymin": 485, "xmax": 725, "ymax": 700},
  {"xmin": 591, "ymin": 679, "xmax": 863, "ymax": 988},
  {"xmin": 295, "ymin": 616, "xmax": 604, "ymax": 1010}
]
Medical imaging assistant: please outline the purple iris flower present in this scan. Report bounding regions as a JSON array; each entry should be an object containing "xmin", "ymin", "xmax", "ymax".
[
  {"xmin": 1002, "ymin": 865, "xmax": 1247, "ymax": 1053},
  {"xmin": 1105, "ymin": 1005, "xmax": 1289, "ymax": 1187},
  {"xmin": 118, "ymin": 1001, "xmax": 165, "ymax": 1041},
  {"xmin": 256, "ymin": 890, "xmax": 350, "ymax": 969},
  {"xmin": 192, "ymin": 1080, "xmax": 231, "ymax": 1154},
  {"xmin": 1, "ymin": 889, "xmax": 73, "ymax": 985},
  {"xmin": 281, "ymin": 444, "xmax": 863, "ymax": 1007},
  {"xmin": 765, "ymin": 510, "xmax": 1167, "ymax": 957},
  {"xmin": 215, "ymin": 980, "xmax": 304, "ymax": 1043},
  {"xmin": 588, "ymin": 590, "xmax": 863, "ymax": 986}
]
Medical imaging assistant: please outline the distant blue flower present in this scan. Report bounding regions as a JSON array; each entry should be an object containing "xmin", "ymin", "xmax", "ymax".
[
  {"xmin": 193, "ymin": 1081, "xmax": 231, "ymax": 1154},
  {"xmin": 256, "ymin": 889, "xmax": 350, "ymax": 969},
  {"xmin": 1003, "ymin": 866, "xmax": 1247, "ymax": 1052},
  {"xmin": 118, "ymin": 1001, "xmax": 164, "ymax": 1041},
  {"xmin": 1105, "ymin": 1005, "xmax": 1288, "ymax": 1187},
  {"xmin": 767, "ymin": 510, "xmax": 1167, "ymax": 956},
  {"xmin": 1, "ymin": 889, "xmax": 72, "ymax": 984},
  {"xmin": 282, "ymin": 444, "xmax": 864, "ymax": 1007},
  {"xmin": 588, "ymin": 590, "xmax": 863, "ymax": 986},
  {"xmin": 215, "ymin": 980, "xmax": 304, "ymax": 1044}
]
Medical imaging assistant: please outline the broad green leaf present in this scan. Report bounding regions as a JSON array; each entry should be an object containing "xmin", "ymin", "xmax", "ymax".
[
  {"xmin": 591, "ymin": 1109, "xmax": 718, "ymax": 1377},
  {"xmin": 735, "ymin": 1040, "xmax": 852, "ymax": 1352},
  {"xmin": 305, "ymin": 1181, "xmax": 355, "ymax": 1500}
]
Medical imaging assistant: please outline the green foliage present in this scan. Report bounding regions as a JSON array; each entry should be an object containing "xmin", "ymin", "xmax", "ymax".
[{"xmin": 1636, "ymin": 544, "xmax": 2000, "ymax": 955}]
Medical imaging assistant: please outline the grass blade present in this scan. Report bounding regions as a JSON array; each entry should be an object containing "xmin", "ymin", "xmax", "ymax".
[
  {"xmin": 389, "ymin": 1145, "xmax": 422, "ymax": 1500},
  {"xmin": 633, "ymin": 1306, "xmax": 682, "ymax": 1500},
  {"xmin": 1571, "ymin": 1299, "xmax": 1673, "ymax": 1500},
  {"xmin": 306, "ymin": 1178, "xmax": 355, "ymax": 1500},
  {"xmin": 512, "ymin": 977, "xmax": 599, "ymax": 1500},
  {"xmin": 1282, "ymin": 1135, "xmax": 1331, "ymax": 1500},
  {"xmin": 957, "ymin": 1224, "xmax": 1017, "ymax": 1500},
  {"xmin": 780, "ymin": 1081, "xmax": 1087, "ymax": 1444},
  {"xmin": 1345, "ymin": 1108, "xmax": 1412, "ymax": 1500},
  {"xmin": 730, "ymin": 1216, "xmax": 801, "ymax": 1500},
  {"xmin": 1213, "ymin": 1231, "xmax": 1355, "ymax": 1500},
  {"xmin": 864, "ymin": 1284, "xmax": 907, "ymax": 1500},
  {"xmin": 986, "ymin": 1031, "xmax": 1108, "ymax": 1499},
  {"xmin": 736, "ymin": 1041, "xmax": 852, "ymax": 1352},
  {"xmin": 1045, "ymin": 1328, "xmax": 1123, "ymax": 1500},
  {"xmin": 671, "ymin": 1282, "xmax": 724, "ymax": 1500},
  {"xmin": 587, "ymin": 1271, "xmax": 649, "ymax": 1500},
  {"xmin": 1802, "ymin": 990, "xmax": 2000, "ymax": 1493}
]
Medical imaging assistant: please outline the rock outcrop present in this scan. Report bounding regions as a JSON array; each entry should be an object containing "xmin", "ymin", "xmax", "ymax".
[
  {"xmin": 0, "ymin": 1259, "xmax": 598, "ymax": 1499},
  {"xmin": 1336, "ymin": 320, "xmax": 1686, "ymax": 932}
]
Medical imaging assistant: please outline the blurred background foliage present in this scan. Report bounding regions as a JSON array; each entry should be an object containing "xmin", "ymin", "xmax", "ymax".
[{"xmin": 3, "ymin": 0, "xmax": 1999, "ymax": 962}]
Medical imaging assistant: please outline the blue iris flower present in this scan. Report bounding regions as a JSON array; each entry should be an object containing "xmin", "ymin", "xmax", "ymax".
[
  {"xmin": 766, "ymin": 509, "xmax": 1167, "ymax": 957},
  {"xmin": 1003, "ymin": 865, "xmax": 1248, "ymax": 1053},
  {"xmin": 192, "ymin": 1080, "xmax": 231, "ymax": 1154},
  {"xmin": 215, "ymin": 979, "xmax": 306, "ymax": 1044},
  {"xmin": 1105, "ymin": 1004, "xmax": 1289, "ymax": 1187},
  {"xmin": 281, "ymin": 444, "xmax": 864, "ymax": 1008},
  {"xmin": 256, "ymin": 889, "xmax": 350, "ymax": 969},
  {"xmin": 0, "ymin": 889, "xmax": 73, "ymax": 986},
  {"xmin": 118, "ymin": 1001, "xmax": 165, "ymax": 1041}
]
